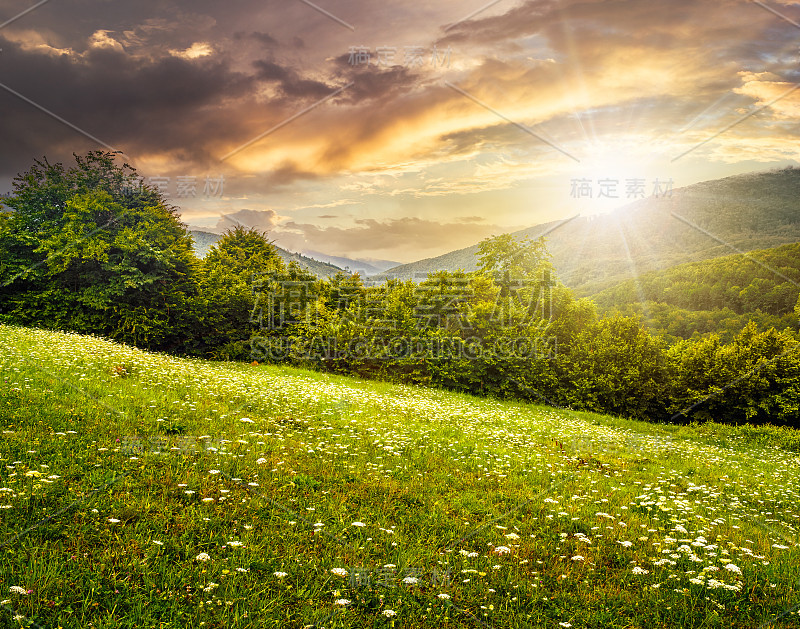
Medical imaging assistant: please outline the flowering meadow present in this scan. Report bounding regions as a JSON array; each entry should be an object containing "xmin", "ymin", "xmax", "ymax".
[{"xmin": 0, "ymin": 324, "xmax": 798, "ymax": 628}]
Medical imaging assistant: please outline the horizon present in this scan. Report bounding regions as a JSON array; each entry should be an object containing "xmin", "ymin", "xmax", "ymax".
[{"xmin": 193, "ymin": 164, "xmax": 798, "ymax": 268}]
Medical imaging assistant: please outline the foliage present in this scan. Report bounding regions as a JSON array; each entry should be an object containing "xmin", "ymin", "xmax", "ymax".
[
  {"xmin": 0, "ymin": 152, "xmax": 200, "ymax": 352},
  {"xmin": 594, "ymin": 242, "xmax": 800, "ymax": 342},
  {"xmin": 553, "ymin": 316, "xmax": 673, "ymax": 421},
  {"xmin": 197, "ymin": 226, "xmax": 325, "ymax": 361},
  {"xmin": 189, "ymin": 229, "xmax": 346, "ymax": 277},
  {"xmin": 4, "ymin": 153, "xmax": 800, "ymax": 428},
  {"xmin": 668, "ymin": 322, "xmax": 800, "ymax": 425}
]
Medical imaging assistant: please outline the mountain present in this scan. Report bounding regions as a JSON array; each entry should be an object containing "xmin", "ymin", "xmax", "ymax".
[
  {"xmin": 189, "ymin": 230, "xmax": 346, "ymax": 278},
  {"xmin": 593, "ymin": 241, "xmax": 800, "ymax": 341},
  {"xmin": 377, "ymin": 168, "xmax": 800, "ymax": 296},
  {"xmin": 302, "ymin": 250, "xmax": 400, "ymax": 276},
  {"xmin": 188, "ymin": 230, "xmax": 222, "ymax": 258}
]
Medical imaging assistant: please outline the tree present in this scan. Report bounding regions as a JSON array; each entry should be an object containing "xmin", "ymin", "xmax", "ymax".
[
  {"xmin": 202, "ymin": 225, "xmax": 283, "ymax": 279},
  {"xmin": 477, "ymin": 233, "xmax": 552, "ymax": 281},
  {"xmin": 198, "ymin": 226, "xmax": 289, "ymax": 360},
  {"xmin": 669, "ymin": 322, "xmax": 800, "ymax": 426},
  {"xmin": 0, "ymin": 151, "xmax": 201, "ymax": 352},
  {"xmin": 557, "ymin": 316, "xmax": 672, "ymax": 420}
]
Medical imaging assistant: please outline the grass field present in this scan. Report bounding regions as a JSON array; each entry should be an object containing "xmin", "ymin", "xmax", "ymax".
[{"xmin": 0, "ymin": 324, "xmax": 799, "ymax": 628}]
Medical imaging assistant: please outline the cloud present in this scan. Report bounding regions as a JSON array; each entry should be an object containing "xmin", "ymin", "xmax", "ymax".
[
  {"xmin": 215, "ymin": 209, "xmax": 282, "ymax": 231},
  {"xmin": 89, "ymin": 30, "xmax": 125, "ymax": 52},
  {"xmin": 169, "ymin": 42, "xmax": 214, "ymax": 60},
  {"xmin": 234, "ymin": 31, "xmax": 278, "ymax": 47},
  {"xmin": 0, "ymin": 29, "xmax": 75, "ymax": 57},
  {"xmin": 252, "ymin": 59, "xmax": 335, "ymax": 99},
  {"xmin": 0, "ymin": 35, "xmax": 257, "ymax": 175},
  {"xmin": 734, "ymin": 72, "xmax": 800, "ymax": 119},
  {"xmin": 273, "ymin": 217, "xmax": 507, "ymax": 256}
]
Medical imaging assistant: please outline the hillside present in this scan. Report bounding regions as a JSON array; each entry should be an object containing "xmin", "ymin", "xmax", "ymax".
[
  {"xmin": 1, "ymin": 324, "xmax": 799, "ymax": 628},
  {"xmin": 592, "ymin": 242, "xmax": 800, "ymax": 340},
  {"xmin": 379, "ymin": 168, "xmax": 800, "ymax": 296},
  {"xmin": 189, "ymin": 230, "xmax": 345, "ymax": 278}
]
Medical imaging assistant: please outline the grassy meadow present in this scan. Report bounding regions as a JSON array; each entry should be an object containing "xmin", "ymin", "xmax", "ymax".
[{"xmin": 0, "ymin": 324, "xmax": 799, "ymax": 628}]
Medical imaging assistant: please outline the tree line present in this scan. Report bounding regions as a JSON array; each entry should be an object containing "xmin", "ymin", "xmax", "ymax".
[
  {"xmin": 1, "ymin": 152, "xmax": 798, "ymax": 427},
  {"xmin": 593, "ymin": 242, "xmax": 800, "ymax": 343}
]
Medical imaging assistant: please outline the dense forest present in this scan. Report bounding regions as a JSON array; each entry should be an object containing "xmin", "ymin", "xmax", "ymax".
[
  {"xmin": 593, "ymin": 242, "xmax": 800, "ymax": 342},
  {"xmin": 2, "ymin": 152, "xmax": 799, "ymax": 427}
]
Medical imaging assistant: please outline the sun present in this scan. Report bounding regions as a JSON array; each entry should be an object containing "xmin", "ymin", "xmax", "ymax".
[{"xmin": 565, "ymin": 139, "xmax": 672, "ymax": 215}]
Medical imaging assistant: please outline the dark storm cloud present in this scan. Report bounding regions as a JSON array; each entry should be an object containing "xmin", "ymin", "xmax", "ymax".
[
  {"xmin": 234, "ymin": 31, "xmax": 278, "ymax": 47},
  {"xmin": 0, "ymin": 40, "xmax": 255, "ymax": 173},
  {"xmin": 0, "ymin": 0, "xmax": 431, "ymax": 187},
  {"xmin": 253, "ymin": 59, "xmax": 335, "ymax": 99}
]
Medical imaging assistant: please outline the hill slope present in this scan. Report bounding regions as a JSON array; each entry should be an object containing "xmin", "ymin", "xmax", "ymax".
[
  {"xmin": 380, "ymin": 168, "xmax": 800, "ymax": 296},
  {"xmin": 189, "ymin": 230, "xmax": 345, "ymax": 278},
  {"xmin": 593, "ymin": 241, "xmax": 800, "ymax": 340},
  {"xmin": 1, "ymin": 324, "xmax": 799, "ymax": 627}
]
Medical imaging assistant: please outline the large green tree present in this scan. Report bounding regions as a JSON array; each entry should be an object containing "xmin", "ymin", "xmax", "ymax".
[
  {"xmin": 557, "ymin": 315, "xmax": 673, "ymax": 420},
  {"xmin": 198, "ymin": 225, "xmax": 325, "ymax": 361},
  {"xmin": 0, "ymin": 151, "xmax": 201, "ymax": 352}
]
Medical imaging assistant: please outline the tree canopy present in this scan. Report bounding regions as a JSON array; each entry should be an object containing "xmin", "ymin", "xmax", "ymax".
[{"xmin": 0, "ymin": 151, "xmax": 200, "ymax": 351}]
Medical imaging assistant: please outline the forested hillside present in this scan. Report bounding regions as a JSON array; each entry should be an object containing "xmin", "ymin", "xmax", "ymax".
[
  {"xmin": 593, "ymin": 242, "xmax": 800, "ymax": 341},
  {"xmin": 381, "ymin": 168, "xmax": 800, "ymax": 296}
]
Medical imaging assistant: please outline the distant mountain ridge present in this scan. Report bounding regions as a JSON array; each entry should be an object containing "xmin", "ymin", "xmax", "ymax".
[
  {"xmin": 302, "ymin": 250, "xmax": 400, "ymax": 276},
  {"xmin": 377, "ymin": 168, "xmax": 800, "ymax": 296},
  {"xmin": 189, "ymin": 230, "xmax": 345, "ymax": 278}
]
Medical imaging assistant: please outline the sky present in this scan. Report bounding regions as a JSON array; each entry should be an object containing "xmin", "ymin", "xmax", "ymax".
[{"xmin": 1, "ymin": 0, "xmax": 800, "ymax": 263}]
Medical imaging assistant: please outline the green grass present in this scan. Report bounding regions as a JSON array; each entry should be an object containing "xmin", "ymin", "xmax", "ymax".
[{"xmin": 0, "ymin": 324, "xmax": 799, "ymax": 628}]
